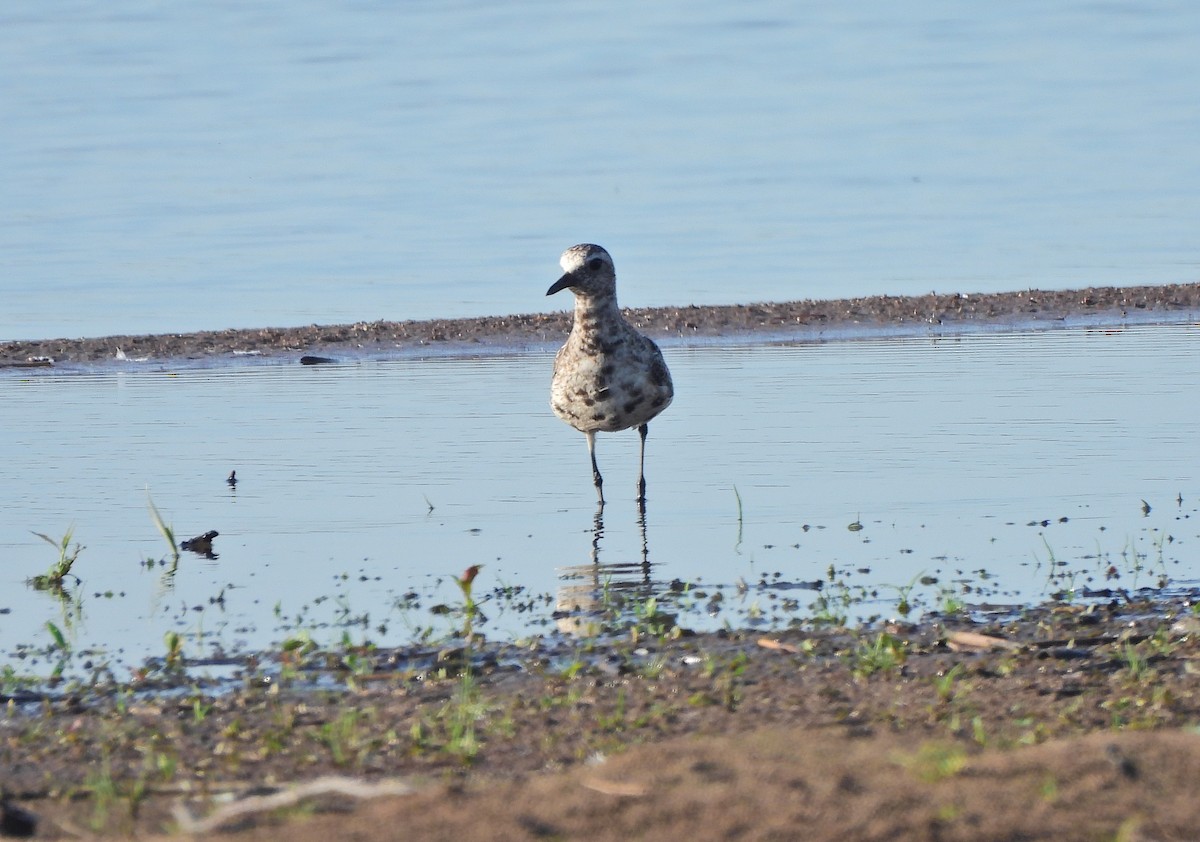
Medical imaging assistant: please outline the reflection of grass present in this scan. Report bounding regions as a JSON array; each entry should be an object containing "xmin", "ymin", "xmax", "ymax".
[
  {"xmin": 44, "ymin": 619, "xmax": 73, "ymax": 681},
  {"xmin": 1119, "ymin": 532, "xmax": 1170, "ymax": 591},
  {"xmin": 146, "ymin": 494, "xmax": 180, "ymax": 563},
  {"xmin": 45, "ymin": 620, "xmax": 70, "ymax": 653},
  {"xmin": 733, "ymin": 485, "xmax": 744, "ymax": 554},
  {"xmin": 1038, "ymin": 537, "xmax": 1080, "ymax": 601}
]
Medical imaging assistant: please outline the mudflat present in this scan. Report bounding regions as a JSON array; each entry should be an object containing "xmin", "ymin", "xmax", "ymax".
[
  {"xmin": 3, "ymin": 282, "xmax": 1198, "ymax": 366},
  {"xmin": 4, "ymin": 599, "xmax": 1200, "ymax": 840}
]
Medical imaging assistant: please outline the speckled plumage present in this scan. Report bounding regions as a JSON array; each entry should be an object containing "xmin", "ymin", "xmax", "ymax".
[{"xmin": 547, "ymin": 244, "xmax": 674, "ymax": 504}]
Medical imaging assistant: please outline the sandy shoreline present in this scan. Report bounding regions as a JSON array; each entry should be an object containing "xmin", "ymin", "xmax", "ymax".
[{"xmin": 3, "ymin": 282, "xmax": 1198, "ymax": 368}]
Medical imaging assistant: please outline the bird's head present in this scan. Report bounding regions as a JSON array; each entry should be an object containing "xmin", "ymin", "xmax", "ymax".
[{"xmin": 546, "ymin": 243, "xmax": 616, "ymax": 300}]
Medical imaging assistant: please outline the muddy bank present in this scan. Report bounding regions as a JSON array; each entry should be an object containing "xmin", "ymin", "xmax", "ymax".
[
  {"xmin": 3, "ymin": 282, "xmax": 1198, "ymax": 367},
  {"xmin": 4, "ymin": 596, "xmax": 1200, "ymax": 839}
]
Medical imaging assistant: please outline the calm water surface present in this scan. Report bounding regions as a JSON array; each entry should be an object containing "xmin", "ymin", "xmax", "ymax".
[
  {"xmin": 3, "ymin": 1, "xmax": 1200, "ymax": 339},
  {"xmin": 2, "ymin": 324, "xmax": 1197, "ymax": 670}
]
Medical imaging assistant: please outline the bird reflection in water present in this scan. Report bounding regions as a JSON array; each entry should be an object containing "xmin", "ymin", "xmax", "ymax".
[{"xmin": 555, "ymin": 499, "xmax": 676, "ymax": 638}]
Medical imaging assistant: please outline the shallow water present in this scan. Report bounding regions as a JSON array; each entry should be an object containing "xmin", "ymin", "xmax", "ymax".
[
  {"xmin": 2, "ymin": 324, "xmax": 1198, "ymax": 673},
  {"xmin": 3, "ymin": 1, "xmax": 1200, "ymax": 340}
]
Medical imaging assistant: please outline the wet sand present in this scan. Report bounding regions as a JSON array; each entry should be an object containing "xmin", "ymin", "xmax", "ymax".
[
  {"xmin": 3, "ymin": 282, "xmax": 1198, "ymax": 367},
  {"xmin": 7, "ymin": 599, "xmax": 1200, "ymax": 840}
]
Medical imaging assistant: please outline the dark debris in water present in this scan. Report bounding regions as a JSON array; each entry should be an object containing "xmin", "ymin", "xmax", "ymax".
[{"xmin": 180, "ymin": 530, "xmax": 219, "ymax": 557}]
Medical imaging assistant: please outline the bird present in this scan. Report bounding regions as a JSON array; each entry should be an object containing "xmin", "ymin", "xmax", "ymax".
[{"xmin": 547, "ymin": 244, "xmax": 674, "ymax": 505}]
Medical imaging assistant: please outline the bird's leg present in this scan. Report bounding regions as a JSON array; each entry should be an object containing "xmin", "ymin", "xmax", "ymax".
[
  {"xmin": 586, "ymin": 431, "xmax": 604, "ymax": 503},
  {"xmin": 636, "ymin": 423, "xmax": 649, "ymax": 506}
]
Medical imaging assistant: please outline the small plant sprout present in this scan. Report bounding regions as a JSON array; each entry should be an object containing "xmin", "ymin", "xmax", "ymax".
[
  {"xmin": 897, "ymin": 742, "xmax": 967, "ymax": 783},
  {"xmin": 163, "ymin": 630, "xmax": 184, "ymax": 669},
  {"xmin": 190, "ymin": 691, "xmax": 213, "ymax": 724},
  {"xmin": 456, "ymin": 564, "xmax": 483, "ymax": 639},
  {"xmin": 934, "ymin": 662, "xmax": 967, "ymax": 703},
  {"xmin": 881, "ymin": 571, "xmax": 924, "ymax": 617},
  {"xmin": 937, "ymin": 585, "xmax": 966, "ymax": 616},
  {"xmin": 971, "ymin": 716, "xmax": 988, "ymax": 746},
  {"xmin": 29, "ymin": 527, "xmax": 83, "ymax": 591},
  {"xmin": 147, "ymin": 493, "xmax": 180, "ymax": 563},
  {"xmin": 1119, "ymin": 641, "xmax": 1151, "ymax": 683},
  {"xmin": 443, "ymin": 672, "xmax": 486, "ymax": 762},
  {"xmin": 278, "ymin": 630, "xmax": 317, "ymax": 682}
]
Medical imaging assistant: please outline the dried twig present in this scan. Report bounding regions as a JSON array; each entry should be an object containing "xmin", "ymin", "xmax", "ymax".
[
  {"xmin": 757, "ymin": 638, "xmax": 804, "ymax": 655},
  {"xmin": 172, "ymin": 775, "xmax": 416, "ymax": 834},
  {"xmin": 581, "ymin": 778, "xmax": 648, "ymax": 797},
  {"xmin": 945, "ymin": 631, "xmax": 1020, "ymax": 652}
]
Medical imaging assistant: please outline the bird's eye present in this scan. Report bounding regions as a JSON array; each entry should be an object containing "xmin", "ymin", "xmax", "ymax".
[{"xmin": 586, "ymin": 257, "xmax": 605, "ymax": 270}]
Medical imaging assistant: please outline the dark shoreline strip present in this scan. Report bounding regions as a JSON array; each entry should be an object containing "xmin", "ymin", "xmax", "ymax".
[{"xmin": 2, "ymin": 282, "xmax": 1198, "ymax": 367}]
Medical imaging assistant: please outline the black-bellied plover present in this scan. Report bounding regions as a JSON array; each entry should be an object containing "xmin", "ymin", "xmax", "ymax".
[{"xmin": 547, "ymin": 244, "xmax": 674, "ymax": 505}]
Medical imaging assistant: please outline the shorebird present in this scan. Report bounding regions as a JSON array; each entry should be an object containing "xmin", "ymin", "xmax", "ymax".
[{"xmin": 547, "ymin": 244, "xmax": 674, "ymax": 505}]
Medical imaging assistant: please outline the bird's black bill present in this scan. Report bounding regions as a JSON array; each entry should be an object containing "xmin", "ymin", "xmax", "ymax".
[{"xmin": 546, "ymin": 274, "xmax": 574, "ymax": 296}]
